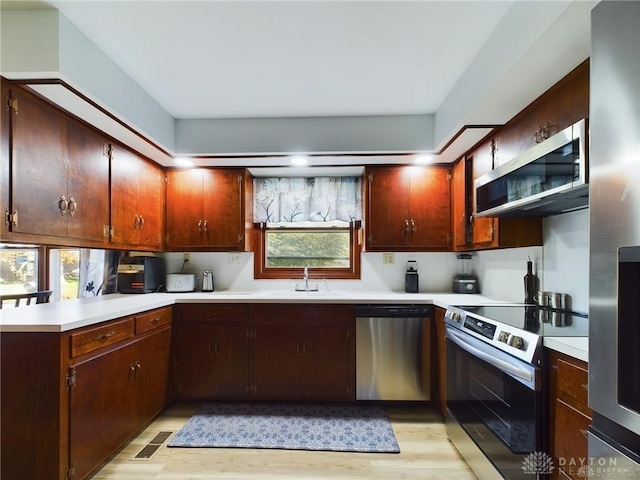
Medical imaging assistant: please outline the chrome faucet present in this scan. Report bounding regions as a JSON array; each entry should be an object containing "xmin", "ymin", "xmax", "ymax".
[{"xmin": 295, "ymin": 266, "xmax": 318, "ymax": 292}]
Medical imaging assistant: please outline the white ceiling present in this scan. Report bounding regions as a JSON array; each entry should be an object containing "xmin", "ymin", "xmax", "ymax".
[
  {"xmin": 2, "ymin": 1, "xmax": 594, "ymax": 166},
  {"xmin": 44, "ymin": 0, "xmax": 514, "ymax": 120}
]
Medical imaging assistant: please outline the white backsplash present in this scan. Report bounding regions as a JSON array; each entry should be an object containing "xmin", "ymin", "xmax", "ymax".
[{"xmin": 162, "ymin": 209, "xmax": 589, "ymax": 309}]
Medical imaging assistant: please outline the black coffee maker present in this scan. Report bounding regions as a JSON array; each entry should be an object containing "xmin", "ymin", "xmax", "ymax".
[{"xmin": 405, "ymin": 260, "xmax": 419, "ymax": 293}]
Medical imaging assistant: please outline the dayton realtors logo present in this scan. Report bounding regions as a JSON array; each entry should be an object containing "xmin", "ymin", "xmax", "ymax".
[
  {"xmin": 522, "ymin": 452, "xmax": 638, "ymax": 478},
  {"xmin": 522, "ymin": 452, "xmax": 555, "ymax": 476}
]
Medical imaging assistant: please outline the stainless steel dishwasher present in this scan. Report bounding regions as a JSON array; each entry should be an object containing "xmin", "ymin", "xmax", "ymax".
[{"xmin": 355, "ymin": 305, "xmax": 431, "ymax": 401}]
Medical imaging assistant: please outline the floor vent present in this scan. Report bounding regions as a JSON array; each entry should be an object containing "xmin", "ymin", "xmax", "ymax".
[{"xmin": 133, "ymin": 431, "xmax": 173, "ymax": 459}]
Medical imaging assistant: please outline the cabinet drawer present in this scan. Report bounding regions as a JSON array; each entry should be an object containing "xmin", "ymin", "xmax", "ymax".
[
  {"xmin": 554, "ymin": 399, "xmax": 591, "ymax": 480},
  {"xmin": 555, "ymin": 354, "xmax": 589, "ymax": 405},
  {"xmin": 71, "ymin": 318, "xmax": 135, "ymax": 357},
  {"xmin": 135, "ymin": 307, "xmax": 172, "ymax": 334}
]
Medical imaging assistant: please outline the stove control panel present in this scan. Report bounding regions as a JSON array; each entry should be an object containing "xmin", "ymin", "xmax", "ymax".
[{"xmin": 445, "ymin": 306, "xmax": 541, "ymax": 364}]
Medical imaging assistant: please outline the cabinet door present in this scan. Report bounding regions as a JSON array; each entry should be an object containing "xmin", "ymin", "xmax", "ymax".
[
  {"xmin": 133, "ymin": 327, "xmax": 171, "ymax": 432},
  {"xmin": 173, "ymin": 305, "xmax": 250, "ymax": 400},
  {"xmin": 452, "ymin": 158, "xmax": 467, "ymax": 249},
  {"xmin": 409, "ymin": 166, "xmax": 451, "ymax": 249},
  {"xmin": 212, "ymin": 322, "xmax": 251, "ymax": 399},
  {"xmin": 69, "ymin": 343, "xmax": 136, "ymax": 480},
  {"xmin": 66, "ymin": 120, "xmax": 110, "ymax": 243},
  {"xmin": 165, "ymin": 169, "xmax": 205, "ymax": 248},
  {"xmin": 301, "ymin": 322, "xmax": 353, "ymax": 401},
  {"xmin": 10, "ymin": 86, "xmax": 68, "ymax": 237},
  {"xmin": 136, "ymin": 158, "xmax": 164, "ymax": 250},
  {"xmin": 252, "ymin": 321, "xmax": 301, "ymax": 400},
  {"xmin": 173, "ymin": 320, "xmax": 218, "ymax": 398},
  {"xmin": 366, "ymin": 167, "xmax": 410, "ymax": 249},
  {"xmin": 110, "ymin": 146, "xmax": 142, "ymax": 246},
  {"xmin": 202, "ymin": 168, "xmax": 244, "ymax": 249},
  {"xmin": 174, "ymin": 320, "xmax": 250, "ymax": 399}
]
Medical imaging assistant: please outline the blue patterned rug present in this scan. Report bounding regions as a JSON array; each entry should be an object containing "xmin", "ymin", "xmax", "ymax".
[{"xmin": 167, "ymin": 403, "xmax": 400, "ymax": 453}]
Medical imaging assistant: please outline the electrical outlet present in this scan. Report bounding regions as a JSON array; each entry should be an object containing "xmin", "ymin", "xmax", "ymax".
[
  {"xmin": 183, "ymin": 253, "xmax": 190, "ymax": 263},
  {"xmin": 382, "ymin": 253, "xmax": 394, "ymax": 265},
  {"xmin": 229, "ymin": 253, "xmax": 241, "ymax": 265}
]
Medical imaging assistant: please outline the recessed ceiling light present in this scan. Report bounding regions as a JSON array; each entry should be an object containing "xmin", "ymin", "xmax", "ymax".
[
  {"xmin": 174, "ymin": 157, "xmax": 194, "ymax": 167},
  {"xmin": 414, "ymin": 153, "xmax": 435, "ymax": 164},
  {"xmin": 290, "ymin": 155, "xmax": 309, "ymax": 166}
]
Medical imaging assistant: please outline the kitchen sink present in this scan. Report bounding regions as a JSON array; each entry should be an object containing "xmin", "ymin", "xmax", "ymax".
[{"xmin": 254, "ymin": 290, "xmax": 346, "ymax": 298}]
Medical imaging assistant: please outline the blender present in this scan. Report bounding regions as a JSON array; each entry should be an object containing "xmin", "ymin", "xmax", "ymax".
[{"xmin": 452, "ymin": 253, "xmax": 479, "ymax": 293}]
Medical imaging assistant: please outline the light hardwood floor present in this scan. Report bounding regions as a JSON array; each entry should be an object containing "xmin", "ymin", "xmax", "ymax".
[{"xmin": 88, "ymin": 403, "xmax": 475, "ymax": 480}]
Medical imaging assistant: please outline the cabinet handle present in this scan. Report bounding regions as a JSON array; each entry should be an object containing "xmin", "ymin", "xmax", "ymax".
[
  {"xmin": 139, "ymin": 215, "xmax": 144, "ymax": 228},
  {"xmin": 129, "ymin": 364, "xmax": 137, "ymax": 379},
  {"xmin": 5, "ymin": 209, "xmax": 18, "ymax": 228},
  {"xmin": 67, "ymin": 197, "xmax": 77, "ymax": 217},
  {"xmin": 302, "ymin": 344, "xmax": 306, "ymax": 355},
  {"xmin": 208, "ymin": 311, "xmax": 219, "ymax": 317},
  {"xmin": 203, "ymin": 220, "xmax": 208, "ymax": 233},
  {"xmin": 96, "ymin": 331, "xmax": 116, "ymax": 341},
  {"xmin": 135, "ymin": 362, "xmax": 141, "ymax": 375},
  {"xmin": 580, "ymin": 429, "xmax": 588, "ymax": 439},
  {"xmin": 198, "ymin": 220, "xmax": 203, "ymax": 232},
  {"xmin": 134, "ymin": 215, "xmax": 140, "ymax": 228},
  {"xmin": 150, "ymin": 317, "xmax": 160, "ymax": 324},
  {"xmin": 58, "ymin": 195, "xmax": 68, "ymax": 215},
  {"xmin": 296, "ymin": 345, "xmax": 301, "ymax": 355},
  {"xmin": 581, "ymin": 383, "xmax": 588, "ymax": 391},
  {"xmin": 410, "ymin": 219, "xmax": 416, "ymax": 233}
]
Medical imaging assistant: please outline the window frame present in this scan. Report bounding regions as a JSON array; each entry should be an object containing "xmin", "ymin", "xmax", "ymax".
[{"xmin": 253, "ymin": 221, "xmax": 362, "ymax": 280}]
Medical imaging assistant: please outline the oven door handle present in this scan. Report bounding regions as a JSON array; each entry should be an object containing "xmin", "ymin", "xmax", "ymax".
[{"xmin": 447, "ymin": 328, "xmax": 533, "ymax": 383}]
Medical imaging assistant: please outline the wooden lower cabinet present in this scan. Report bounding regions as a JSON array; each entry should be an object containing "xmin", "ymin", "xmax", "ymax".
[
  {"xmin": 172, "ymin": 303, "xmax": 356, "ymax": 402},
  {"xmin": 173, "ymin": 304, "xmax": 251, "ymax": 399},
  {"xmin": 0, "ymin": 306, "xmax": 172, "ymax": 480},
  {"xmin": 548, "ymin": 349, "xmax": 592, "ymax": 480},
  {"xmin": 252, "ymin": 306, "xmax": 355, "ymax": 401},
  {"xmin": 432, "ymin": 306, "xmax": 447, "ymax": 416}
]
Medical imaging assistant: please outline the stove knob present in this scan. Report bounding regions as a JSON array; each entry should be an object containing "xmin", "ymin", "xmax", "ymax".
[
  {"xmin": 452, "ymin": 312, "xmax": 461, "ymax": 322},
  {"xmin": 508, "ymin": 335, "xmax": 524, "ymax": 350},
  {"xmin": 497, "ymin": 331, "xmax": 510, "ymax": 343}
]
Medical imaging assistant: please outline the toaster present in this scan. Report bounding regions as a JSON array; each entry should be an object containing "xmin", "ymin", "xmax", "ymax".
[{"xmin": 166, "ymin": 273, "xmax": 196, "ymax": 293}]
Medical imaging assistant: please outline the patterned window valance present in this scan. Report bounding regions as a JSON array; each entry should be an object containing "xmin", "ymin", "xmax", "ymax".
[{"xmin": 253, "ymin": 177, "xmax": 362, "ymax": 224}]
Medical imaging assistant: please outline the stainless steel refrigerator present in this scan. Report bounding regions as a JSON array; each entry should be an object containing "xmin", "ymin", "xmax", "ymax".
[{"xmin": 589, "ymin": 1, "xmax": 640, "ymax": 476}]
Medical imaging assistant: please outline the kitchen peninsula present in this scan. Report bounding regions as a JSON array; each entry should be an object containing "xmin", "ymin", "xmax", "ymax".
[{"xmin": 0, "ymin": 291, "xmax": 588, "ymax": 480}]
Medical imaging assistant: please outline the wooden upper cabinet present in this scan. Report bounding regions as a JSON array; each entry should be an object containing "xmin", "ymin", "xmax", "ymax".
[
  {"xmin": 165, "ymin": 168, "xmax": 246, "ymax": 251},
  {"xmin": 452, "ymin": 154, "xmax": 542, "ymax": 251},
  {"xmin": 110, "ymin": 145, "xmax": 164, "ymax": 251},
  {"xmin": 4, "ymin": 83, "xmax": 109, "ymax": 245},
  {"xmin": 66, "ymin": 120, "xmax": 111, "ymax": 242},
  {"xmin": 366, "ymin": 165, "xmax": 451, "ymax": 251}
]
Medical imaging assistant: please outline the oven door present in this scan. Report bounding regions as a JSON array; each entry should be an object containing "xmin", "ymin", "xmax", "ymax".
[{"xmin": 446, "ymin": 326, "xmax": 543, "ymax": 480}]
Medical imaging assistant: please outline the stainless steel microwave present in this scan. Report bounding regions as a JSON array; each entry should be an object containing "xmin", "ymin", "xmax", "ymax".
[{"xmin": 474, "ymin": 118, "xmax": 588, "ymax": 217}]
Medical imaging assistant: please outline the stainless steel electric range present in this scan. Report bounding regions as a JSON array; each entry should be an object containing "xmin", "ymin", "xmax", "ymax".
[{"xmin": 443, "ymin": 304, "xmax": 588, "ymax": 480}]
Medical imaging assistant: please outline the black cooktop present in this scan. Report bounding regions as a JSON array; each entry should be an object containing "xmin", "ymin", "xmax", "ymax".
[{"xmin": 459, "ymin": 305, "xmax": 589, "ymax": 337}]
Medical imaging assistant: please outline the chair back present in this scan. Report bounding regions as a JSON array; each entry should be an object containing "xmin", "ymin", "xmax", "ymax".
[{"xmin": 0, "ymin": 290, "xmax": 53, "ymax": 309}]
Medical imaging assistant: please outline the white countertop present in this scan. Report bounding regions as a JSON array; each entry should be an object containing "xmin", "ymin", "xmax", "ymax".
[
  {"xmin": 544, "ymin": 337, "xmax": 589, "ymax": 362},
  {"xmin": 0, "ymin": 290, "xmax": 509, "ymax": 333},
  {"xmin": 0, "ymin": 290, "xmax": 589, "ymax": 361}
]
